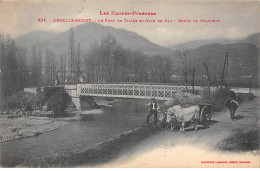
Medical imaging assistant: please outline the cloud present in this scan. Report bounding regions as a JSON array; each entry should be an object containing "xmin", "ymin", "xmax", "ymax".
[
  {"xmin": 226, "ymin": 27, "xmax": 244, "ymax": 38},
  {"xmin": 156, "ymin": 27, "xmax": 166, "ymax": 32}
]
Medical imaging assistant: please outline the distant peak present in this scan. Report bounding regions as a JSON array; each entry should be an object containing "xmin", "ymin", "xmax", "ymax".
[{"xmin": 76, "ymin": 22, "xmax": 105, "ymax": 28}]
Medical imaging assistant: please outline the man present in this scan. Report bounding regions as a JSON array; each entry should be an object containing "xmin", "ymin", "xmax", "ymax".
[
  {"xmin": 225, "ymin": 90, "xmax": 239, "ymax": 120},
  {"xmin": 146, "ymin": 98, "xmax": 160, "ymax": 127},
  {"xmin": 227, "ymin": 90, "xmax": 239, "ymax": 107},
  {"xmin": 229, "ymin": 90, "xmax": 237, "ymax": 100}
]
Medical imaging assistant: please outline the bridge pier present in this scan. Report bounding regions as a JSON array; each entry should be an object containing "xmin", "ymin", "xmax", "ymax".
[
  {"xmin": 70, "ymin": 96, "xmax": 100, "ymax": 110},
  {"xmin": 64, "ymin": 84, "xmax": 99, "ymax": 110},
  {"xmin": 80, "ymin": 96, "xmax": 99, "ymax": 109},
  {"xmin": 71, "ymin": 97, "xmax": 81, "ymax": 110},
  {"xmin": 64, "ymin": 84, "xmax": 81, "ymax": 110}
]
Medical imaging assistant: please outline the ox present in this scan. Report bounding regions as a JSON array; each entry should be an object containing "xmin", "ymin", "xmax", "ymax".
[
  {"xmin": 166, "ymin": 105, "xmax": 200, "ymax": 132},
  {"xmin": 165, "ymin": 105, "xmax": 181, "ymax": 131}
]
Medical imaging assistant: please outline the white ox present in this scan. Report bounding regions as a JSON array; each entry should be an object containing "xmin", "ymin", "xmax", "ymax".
[{"xmin": 166, "ymin": 105, "xmax": 200, "ymax": 132}]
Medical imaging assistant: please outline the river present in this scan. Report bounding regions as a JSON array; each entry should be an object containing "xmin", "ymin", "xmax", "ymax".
[{"xmin": 0, "ymin": 104, "xmax": 147, "ymax": 167}]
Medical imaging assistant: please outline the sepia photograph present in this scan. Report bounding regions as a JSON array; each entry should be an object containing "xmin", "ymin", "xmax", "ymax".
[{"xmin": 0, "ymin": 0, "xmax": 259, "ymax": 168}]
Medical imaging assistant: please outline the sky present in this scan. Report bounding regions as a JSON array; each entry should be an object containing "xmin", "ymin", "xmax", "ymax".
[{"xmin": 0, "ymin": 0, "xmax": 259, "ymax": 46}]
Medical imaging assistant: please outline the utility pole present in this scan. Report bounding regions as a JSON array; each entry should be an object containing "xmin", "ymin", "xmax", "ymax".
[
  {"xmin": 226, "ymin": 52, "xmax": 230, "ymax": 88},
  {"xmin": 221, "ymin": 52, "xmax": 229, "ymax": 89}
]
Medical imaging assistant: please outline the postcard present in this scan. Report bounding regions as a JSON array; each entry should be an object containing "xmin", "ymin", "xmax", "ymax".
[{"xmin": 0, "ymin": 0, "xmax": 259, "ymax": 168}]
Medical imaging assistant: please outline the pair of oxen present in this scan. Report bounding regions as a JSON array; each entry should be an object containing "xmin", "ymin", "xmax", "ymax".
[
  {"xmin": 159, "ymin": 105, "xmax": 200, "ymax": 132},
  {"xmin": 161, "ymin": 96, "xmax": 239, "ymax": 132}
]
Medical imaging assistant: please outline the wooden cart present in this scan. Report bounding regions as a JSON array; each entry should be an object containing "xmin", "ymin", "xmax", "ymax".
[{"xmin": 198, "ymin": 103, "xmax": 213, "ymax": 128}]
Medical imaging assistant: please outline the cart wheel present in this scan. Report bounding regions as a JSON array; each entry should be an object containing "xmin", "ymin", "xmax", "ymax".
[{"xmin": 203, "ymin": 112, "xmax": 211, "ymax": 127}]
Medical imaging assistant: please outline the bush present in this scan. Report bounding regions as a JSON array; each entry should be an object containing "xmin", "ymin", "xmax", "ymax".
[
  {"xmin": 237, "ymin": 93, "xmax": 256, "ymax": 103},
  {"xmin": 201, "ymin": 88, "xmax": 231, "ymax": 112},
  {"xmin": 1, "ymin": 91, "xmax": 41, "ymax": 111},
  {"xmin": 217, "ymin": 127, "xmax": 258, "ymax": 152},
  {"xmin": 211, "ymin": 88, "xmax": 230, "ymax": 100},
  {"xmin": 46, "ymin": 89, "xmax": 71, "ymax": 117}
]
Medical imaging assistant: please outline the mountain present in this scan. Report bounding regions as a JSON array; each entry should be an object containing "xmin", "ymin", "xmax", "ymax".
[
  {"xmin": 15, "ymin": 30, "xmax": 60, "ymax": 47},
  {"xmin": 15, "ymin": 22, "xmax": 175, "ymax": 57},
  {"xmin": 14, "ymin": 25, "xmax": 259, "ymax": 86},
  {"xmin": 168, "ymin": 32, "xmax": 260, "ymax": 50},
  {"xmin": 241, "ymin": 32, "xmax": 260, "ymax": 47},
  {"xmin": 168, "ymin": 38, "xmax": 235, "ymax": 50},
  {"xmin": 187, "ymin": 42, "xmax": 259, "ymax": 82}
]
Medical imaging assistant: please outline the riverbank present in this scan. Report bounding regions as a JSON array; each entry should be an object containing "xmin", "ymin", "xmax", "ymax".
[
  {"xmin": 0, "ymin": 116, "xmax": 71, "ymax": 142},
  {"xmin": 18, "ymin": 125, "xmax": 161, "ymax": 167},
  {"xmin": 0, "ymin": 93, "xmax": 120, "ymax": 143}
]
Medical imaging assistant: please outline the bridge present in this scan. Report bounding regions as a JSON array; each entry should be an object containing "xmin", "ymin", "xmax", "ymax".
[
  {"xmin": 64, "ymin": 83, "xmax": 220, "ymax": 98},
  {"xmin": 24, "ymin": 83, "xmax": 250, "ymax": 111},
  {"xmin": 64, "ymin": 83, "xmax": 221, "ymax": 110}
]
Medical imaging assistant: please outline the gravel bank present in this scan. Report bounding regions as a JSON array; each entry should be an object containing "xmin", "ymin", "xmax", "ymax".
[{"xmin": 0, "ymin": 116, "xmax": 70, "ymax": 142}]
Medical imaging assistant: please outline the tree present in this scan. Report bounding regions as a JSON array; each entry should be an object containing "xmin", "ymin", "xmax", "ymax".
[
  {"xmin": 45, "ymin": 49, "xmax": 56, "ymax": 86},
  {"xmin": 188, "ymin": 58, "xmax": 197, "ymax": 94},
  {"xmin": 177, "ymin": 48, "xmax": 189, "ymax": 91},
  {"xmin": 0, "ymin": 34, "xmax": 23, "ymax": 95},
  {"xmin": 68, "ymin": 28, "xmax": 75, "ymax": 81},
  {"xmin": 9, "ymin": 40, "xmax": 18, "ymax": 91},
  {"xmin": 200, "ymin": 51, "xmax": 212, "ymax": 96},
  {"xmin": 37, "ymin": 48, "xmax": 42, "ymax": 86},
  {"xmin": 16, "ymin": 47, "xmax": 27, "ymax": 89},
  {"xmin": 84, "ymin": 41, "xmax": 102, "ymax": 83},
  {"xmin": 112, "ymin": 44, "xmax": 125, "ymax": 81},
  {"xmin": 149, "ymin": 55, "xmax": 158, "ymax": 82},
  {"xmin": 100, "ymin": 33, "xmax": 117, "ymax": 82},
  {"xmin": 31, "ymin": 46, "xmax": 38, "ymax": 86},
  {"xmin": 82, "ymin": 33, "xmax": 174, "ymax": 84},
  {"xmin": 60, "ymin": 54, "xmax": 66, "ymax": 84},
  {"xmin": 75, "ymin": 42, "xmax": 81, "ymax": 81},
  {"xmin": 118, "ymin": 47, "xmax": 129, "ymax": 82},
  {"xmin": 131, "ymin": 51, "xmax": 145, "ymax": 82}
]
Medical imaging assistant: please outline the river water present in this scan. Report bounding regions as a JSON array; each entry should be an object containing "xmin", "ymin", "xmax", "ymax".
[{"xmin": 0, "ymin": 104, "xmax": 147, "ymax": 167}]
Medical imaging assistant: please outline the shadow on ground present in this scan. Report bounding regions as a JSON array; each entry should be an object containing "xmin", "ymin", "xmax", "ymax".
[
  {"xmin": 162, "ymin": 119, "xmax": 220, "ymax": 132},
  {"xmin": 233, "ymin": 115, "xmax": 245, "ymax": 121}
]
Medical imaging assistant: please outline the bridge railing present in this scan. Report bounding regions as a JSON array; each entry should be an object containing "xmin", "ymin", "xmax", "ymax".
[{"xmin": 76, "ymin": 83, "xmax": 220, "ymax": 100}]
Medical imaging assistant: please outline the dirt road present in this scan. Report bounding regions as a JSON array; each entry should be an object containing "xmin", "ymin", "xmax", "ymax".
[{"xmin": 90, "ymin": 99, "xmax": 260, "ymax": 168}]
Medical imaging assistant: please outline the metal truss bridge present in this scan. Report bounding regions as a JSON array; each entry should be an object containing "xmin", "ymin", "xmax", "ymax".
[{"xmin": 65, "ymin": 83, "xmax": 220, "ymax": 100}]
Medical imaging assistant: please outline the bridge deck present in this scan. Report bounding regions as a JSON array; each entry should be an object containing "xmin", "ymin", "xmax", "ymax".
[{"xmin": 69, "ymin": 83, "xmax": 219, "ymax": 100}]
